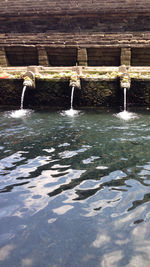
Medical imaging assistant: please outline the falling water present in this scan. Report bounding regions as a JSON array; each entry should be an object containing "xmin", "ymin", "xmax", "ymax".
[
  {"xmin": 9, "ymin": 85, "xmax": 32, "ymax": 118},
  {"xmin": 61, "ymin": 86, "xmax": 79, "ymax": 116},
  {"xmin": 115, "ymin": 87, "xmax": 138, "ymax": 120},
  {"xmin": 124, "ymin": 88, "xmax": 127, "ymax": 111},
  {"xmin": 21, "ymin": 85, "xmax": 27, "ymax": 109},
  {"xmin": 71, "ymin": 86, "xmax": 75, "ymax": 110}
]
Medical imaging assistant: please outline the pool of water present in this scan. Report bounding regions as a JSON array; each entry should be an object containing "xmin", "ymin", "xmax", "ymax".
[{"xmin": 1, "ymin": 108, "xmax": 150, "ymax": 267}]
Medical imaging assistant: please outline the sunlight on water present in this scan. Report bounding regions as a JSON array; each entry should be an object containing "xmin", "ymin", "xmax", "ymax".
[
  {"xmin": 1, "ymin": 109, "xmax": 150, "ymax": 267},
  {"xmin": 115, "ymin": 110, "xmax": 139, "ymax": 121}
]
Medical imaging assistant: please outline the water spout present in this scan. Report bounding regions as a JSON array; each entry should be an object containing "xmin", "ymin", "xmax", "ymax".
[
  {"xmin": 9, "ymin": 85, "xmax": 32, "ymax": 118},
  {"xmin": 23, "ymin": 71, "xmax": 35, "ymax": 88},
  {"xmin": 71, "ymin": 86, "xmax": 75, "ymax": 110},
  {"xmin": 115, "ymin": 87, "xmax": 138, "ymax": 121},
  {"xmin": 61, "ymin": 85, "xmax": 80, "ymax": 116},
  {"xmin": 21, "ymin": 85, "xmax": 26, "ymax": 109}
]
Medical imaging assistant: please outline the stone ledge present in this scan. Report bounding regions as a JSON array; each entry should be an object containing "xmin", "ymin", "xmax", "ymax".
[{"xmin": 1, "ymin": 32, "xmax": 150, "ymax": 47}]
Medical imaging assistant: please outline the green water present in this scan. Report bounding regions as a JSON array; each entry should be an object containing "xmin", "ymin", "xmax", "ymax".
[{"xmin": 1, "ymin": 108, "xmax": 150, "ymax": 267}]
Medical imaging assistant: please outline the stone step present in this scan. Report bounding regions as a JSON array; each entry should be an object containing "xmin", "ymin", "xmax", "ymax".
[
  {"xmin": 0, "ymin": 32, "xmax": 150, "ymax": 47},
  {"xmin": 1, "ymin": 0, "xmax": 150, "ymax": 15}
]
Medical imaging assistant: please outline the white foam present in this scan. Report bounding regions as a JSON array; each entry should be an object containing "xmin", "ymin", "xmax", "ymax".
[
  {"xmin": 61, "ymin": 108, "xmax": 80, "ymax": 117},
  {"xmin": 9, "ymin": 109, "xmax": 33, "ymax": 118},
  {"xmin": 115, "ymin": 110, "xmax": 139, "ymax": 121},
  {"xmin": 96, "ymin": 166, "xmax": 108, "ymax": 170}
]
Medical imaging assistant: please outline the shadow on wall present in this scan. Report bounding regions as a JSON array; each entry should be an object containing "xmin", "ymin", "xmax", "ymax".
[
  {"xmin": 4, "ymin": 47, "xmax": 150, "ymax": 67},
  {"xmin": 4, "ymin": 47, "xmax": 122, "ymax": 67}
]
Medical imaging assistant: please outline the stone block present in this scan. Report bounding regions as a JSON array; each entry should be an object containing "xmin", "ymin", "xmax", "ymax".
[
  {"xmin": 77, "ymin": 48, "xmax": 87, "ymax": 66},
  {"xmin": 37, "ymin": 47, "xmax": 49, "ymax": 66},
  {"xmin": 0, "ymin": 47, "xmax": 8, "ymax": 67},
  {"xmin": 121, "ymin": 48, "xmax": 131, "ymax": 66}
]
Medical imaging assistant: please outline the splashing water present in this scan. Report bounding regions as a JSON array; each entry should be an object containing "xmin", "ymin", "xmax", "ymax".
[
  {"xmin": 62, "ymin": 109, "xmax": 79, "ymax": 117},
  {"xmin": 115, "ymin": 88, "xmax": 138, "ymax": 121},
  {"xmin": 116, "ymin": 110, "xmax": 138, "ymax": 121},
  {"xmin": 61, "ymin": 86, "xmax": 80, "ymax": 117},
  {"xmin": 9, "ymin": 109, "xmax": 32, "ymax": 118},
  {"xmin": 8, "ymin": 86, "xmax": 33, "ymax": 118}
]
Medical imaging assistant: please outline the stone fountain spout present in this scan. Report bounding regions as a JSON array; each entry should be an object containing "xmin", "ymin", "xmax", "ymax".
[
  {"xmin": 69, "ymin": 79, "xmax": 81, "ymax": 89},
  {"xmin": 119, "ymin": 65, "xmax": 131, "ymax": 89},
  {"xmin": 69, "ymin": 74, "xmax": 81, "ymax": 89},
  {"xmin": 23, "ymin": 71, "xmax": 35, "ymax": 88}
]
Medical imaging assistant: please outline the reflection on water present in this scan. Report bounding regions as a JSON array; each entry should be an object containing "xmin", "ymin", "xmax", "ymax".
[{"xmin": 1, "ymin": 109, "xmax": 150, "ymax": 266}]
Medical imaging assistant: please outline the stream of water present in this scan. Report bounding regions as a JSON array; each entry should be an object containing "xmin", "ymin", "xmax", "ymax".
[
  {"xmin": 20, "ymin": 86, "xmax": 26, "ymax": 110},
  {"xmin": 10, "ymin": 86, "xmax": 33, "ymax": 119},
  {"xmin": 116, "ymin": 88, "xmax": 138, "ymax": 121},
  {"xmin": 71, "ymin": 86, "xmax": 75, "ymax": 110},
  {"xmin": 61, "ymin": 86, "xmax": 79, "ymax": 116},
  {"xmin": 1, "ymin": 108, "xmax": 150, "ymax": 266},
  {"xmin": 124, "ymin": 88, "xmax": 127, "ymax": 111}
]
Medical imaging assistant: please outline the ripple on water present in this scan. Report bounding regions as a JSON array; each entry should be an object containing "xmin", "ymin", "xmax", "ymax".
[{"xmin": 0, "ymin": 109, "xmax": 150, "ymax": 267}]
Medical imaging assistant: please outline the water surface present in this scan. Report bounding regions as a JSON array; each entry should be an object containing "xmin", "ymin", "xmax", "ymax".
[{"xmin": 0, "ymin": 108, "xmax": 150, "ymax": 267}]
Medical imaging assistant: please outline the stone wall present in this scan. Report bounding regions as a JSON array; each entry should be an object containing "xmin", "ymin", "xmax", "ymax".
[
  {"xmin": 1, "ymin": 33, "xmax": 150, "ymax": 48},
  {"xmin": 131, "ymin": 48, "xmax": 150, "ymax": 66},
  {"xmin": 1, "ymin": 13, "xmax": 150, "ymax": 34},
  {"xmin": 3, "ymin": 45, "xmax": 150, "ymax": 67},
  {"xmin": 0, "ymin": 0, "xmax": 150, "ymax": 48},
  {"xmin": 1, "ymin": 1, "xmax": 150, "ymax": 108},
  {"xmin": 1, "ymin": 0, "xmax": 150, "ymax": 15},
  {"xmin": 2, "ymin": 77, "xmax": 150, "ymax": 108},
  {"xmin": 4, "ymin": 45, "xmax": 150, "ymax": 68},
  {"xmin": 87, "ymin": 48, "xmax": 121, "ymax": 66},
  {"xmin": 0, "ymin": 78, "xmax": 120, "ymax": 108},
  {"xmin": 129, "ymin": 79, "xmax": 150, "ymax": 106},
  {"xmin": 80, "ymin": 79, "xmax": 120, "ymax": 107},
  {"xmin": 5, "ymin": 46, "xmax": 38, "ymax": 66},
  {"xmin": 46, "ymin": 48, "xmax": 77, "ymax": 66},
  {"xmin": 0, "ymin": 46, "xmax": 123, "ymax": 67}
]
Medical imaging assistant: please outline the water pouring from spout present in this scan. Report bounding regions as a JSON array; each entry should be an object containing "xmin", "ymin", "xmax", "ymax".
[
  {"xmin": 21, "ymin": 85, "xmax": 27, "ymax": 110},
  {"xmin": 115, "ymin": 88, "xmax": 138, "ymax": 121},
  {"xmin": 62, "ymin": 86, "xmax": 79, "ymax": 116},
  {"xmin": 71, "ymin": 86, "xmax": 75, "ymax": 110},
  {"xmin": 124, "ymin": 88, "xmax": 127, "ymax": 111},
  {"xmin": 65, "ymin": 86, "xmax": 78, "ymax": 116},
  {"xmin": 9, "ymin": 84, "xmax": 33, "ymax": 118}
]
